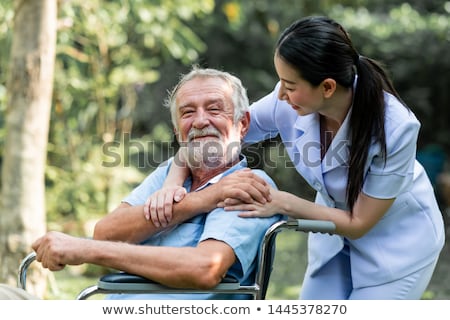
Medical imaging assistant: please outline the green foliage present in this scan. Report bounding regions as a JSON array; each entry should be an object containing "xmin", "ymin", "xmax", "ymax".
[
  {"xmin": 45, "ymin": 0, "xmax": 214, "ymax": 227},
  {"xmin": 329, "ymin": 4, "xmax": 450, "ymax": 151},
  {"xmin": 52, "ymin": 0, "xmax": 213, "ymax": 140},
  {"xmin": 45, "ymin": 145, "xmax": 145, "ymax": 227},
  {"xmin": 266, "ymin": 231, "xmax": 308, "ymax": 299}
]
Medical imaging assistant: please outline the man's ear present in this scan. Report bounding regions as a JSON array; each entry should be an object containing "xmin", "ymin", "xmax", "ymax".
[
  {"xmin": 321, "ymin": 78, "xmax": 336, "ymax": 98},
  {"xmin": 239, "ymin": 111, "xmax": 251, "ymax": 139}
]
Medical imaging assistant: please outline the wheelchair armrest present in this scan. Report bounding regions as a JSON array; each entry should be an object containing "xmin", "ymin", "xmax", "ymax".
[{"xmin": 97, "ymin": 272, "xmax": 240, "ymax": 291}]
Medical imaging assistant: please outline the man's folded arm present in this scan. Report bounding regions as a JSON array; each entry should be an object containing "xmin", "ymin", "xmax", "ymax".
[{"xmin": 93, "ymin": 185, "xmax": 222, "ymax": 243}]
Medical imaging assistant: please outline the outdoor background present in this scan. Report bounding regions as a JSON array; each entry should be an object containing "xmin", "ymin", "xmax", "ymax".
[{"xmin": 0, "ymin": 0, "xmax": 449, "ymax": 299}]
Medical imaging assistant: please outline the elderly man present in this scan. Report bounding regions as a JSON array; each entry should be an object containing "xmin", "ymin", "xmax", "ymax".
[{"xmin": 1, "ymin": 67, "xmax": 281, "ymax": 300}]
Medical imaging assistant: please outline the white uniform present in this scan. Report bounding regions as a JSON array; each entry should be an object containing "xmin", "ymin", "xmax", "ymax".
[{"xmin": 244, "ymin": 83, "xmax": 445, "ymax": 299}]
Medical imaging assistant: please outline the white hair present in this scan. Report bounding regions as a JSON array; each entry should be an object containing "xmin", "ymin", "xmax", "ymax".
[{"xmin": 164, "ymin": 66, "xmax": 249, "ymax": 131}]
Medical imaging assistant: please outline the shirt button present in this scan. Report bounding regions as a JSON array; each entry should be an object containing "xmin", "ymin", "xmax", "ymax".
[{"xmin": 314, "ymin": 182, "xmax": 322, "ymax": 191}]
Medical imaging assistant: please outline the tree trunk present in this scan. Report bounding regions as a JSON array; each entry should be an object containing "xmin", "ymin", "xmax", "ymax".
[{"xmin": 0, "ymin": 0, "xmax": 57, "ymax": 298}]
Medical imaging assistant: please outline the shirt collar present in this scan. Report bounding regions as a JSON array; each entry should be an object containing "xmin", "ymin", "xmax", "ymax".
[{"xmin": 184, "ymin": 155, "xmax": 248, "ymax": 192}]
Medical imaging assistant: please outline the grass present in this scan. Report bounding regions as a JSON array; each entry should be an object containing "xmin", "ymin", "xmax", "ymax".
[{"xmin": 45, "ymin": 269, "xmax": 101, "ymax": 300}]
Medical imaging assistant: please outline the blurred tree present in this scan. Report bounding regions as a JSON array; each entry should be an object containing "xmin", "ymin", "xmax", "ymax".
[
  {"xmin": 0, "ymin": 0, "xmax": 57, "ymax": 297},
  {"xmin": 0, "ymin": 2, "xmax": 14, "ymax": 200}
]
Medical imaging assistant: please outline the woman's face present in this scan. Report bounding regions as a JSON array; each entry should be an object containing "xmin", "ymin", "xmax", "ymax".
[{"xmin": 273, "ymin": 54, "xmax": 324, "ymax": 116}]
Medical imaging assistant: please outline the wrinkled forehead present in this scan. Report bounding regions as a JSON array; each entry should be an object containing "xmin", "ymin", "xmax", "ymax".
[{"xmin": 176, "ymin": 76, "xmax": 233, "ymax": 107}]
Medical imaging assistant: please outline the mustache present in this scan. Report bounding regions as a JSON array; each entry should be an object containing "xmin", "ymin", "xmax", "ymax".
[{"xmin": 187, "ymin": 127, "xmax": 221, "ymax": 141}]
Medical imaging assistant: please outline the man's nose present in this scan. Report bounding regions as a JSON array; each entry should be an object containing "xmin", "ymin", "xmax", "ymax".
[{"xmin": 192, "ymin": 109, "xmax": 210, "ymax": 128}]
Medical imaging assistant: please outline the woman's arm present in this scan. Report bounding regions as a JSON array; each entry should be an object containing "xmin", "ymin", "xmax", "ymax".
[
  {"xmin": 225, "ymin": 188, "xmax": 394, "ymax": 240},
  {"xmin": 143, "ymin": 150, "xmax": 190, "ymax": 227}
]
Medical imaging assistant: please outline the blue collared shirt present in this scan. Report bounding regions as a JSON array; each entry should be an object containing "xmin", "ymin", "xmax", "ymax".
[{"xmin": 107, "ymin": 156, "xmax": 283, "ymax": 299}]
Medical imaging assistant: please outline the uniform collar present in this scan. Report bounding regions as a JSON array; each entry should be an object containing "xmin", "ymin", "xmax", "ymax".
[{"xmin": 321, "ymin": 108, "xmax": 352, "ymax": 173}]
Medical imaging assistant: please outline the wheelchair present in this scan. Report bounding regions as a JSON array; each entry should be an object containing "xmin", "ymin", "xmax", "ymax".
[{"xmin": 18, "ymin": 219, "xmax": 335, "ymax": 300}]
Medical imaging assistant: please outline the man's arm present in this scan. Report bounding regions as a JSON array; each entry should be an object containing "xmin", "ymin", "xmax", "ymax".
[
  {"xmin": 94, "ymin": 169, "xmax": 271, "ymax": 244},
  {"xmin": 93, "ymin": 186, "xmax": 222, "ymax": 243},
  {"xmin": 33, "ymin": 231, "xmax": 236, "ymax": 289},
  {"xmin": 93, "ymin": 203, "xmax": 156, "ymax": 243}
]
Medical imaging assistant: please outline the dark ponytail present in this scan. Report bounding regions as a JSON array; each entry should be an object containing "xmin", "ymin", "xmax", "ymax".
[{"xmin": 276, "ymin": 16, "xmax": 407, "ymax": 212}]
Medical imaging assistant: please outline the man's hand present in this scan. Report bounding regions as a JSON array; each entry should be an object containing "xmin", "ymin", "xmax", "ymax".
[{"xmin": 32, "ymin": 232, "xmax": 88, "ymax": 271}]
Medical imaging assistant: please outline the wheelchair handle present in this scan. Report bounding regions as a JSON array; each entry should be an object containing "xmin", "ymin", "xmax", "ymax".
[
  {"xmin": 295, "ymin": 219, "xmax": 336, "ymax": 234},
  {"xmin": 18, "ymin": 252, "xmax": 37, "ymax": 290}
]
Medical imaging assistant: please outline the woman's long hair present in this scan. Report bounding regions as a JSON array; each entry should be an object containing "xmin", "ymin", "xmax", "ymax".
[{"xmin": 276, "ymin": 16, "xmax": 406, "ymax": 212}]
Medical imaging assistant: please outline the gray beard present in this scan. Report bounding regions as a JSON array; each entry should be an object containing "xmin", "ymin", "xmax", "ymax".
[
  {"xmin": 183, "ymin": 139, "xmax": 241, "ymax": 170},
  {"xmin": 186, "ymin": 140, "xmax": 226, "ymax": 170}
]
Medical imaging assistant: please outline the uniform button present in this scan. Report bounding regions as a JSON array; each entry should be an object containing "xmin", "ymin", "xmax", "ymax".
[{"xmin": 314, "ymin": 182, "xmax": 322, "ymax": 191}]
